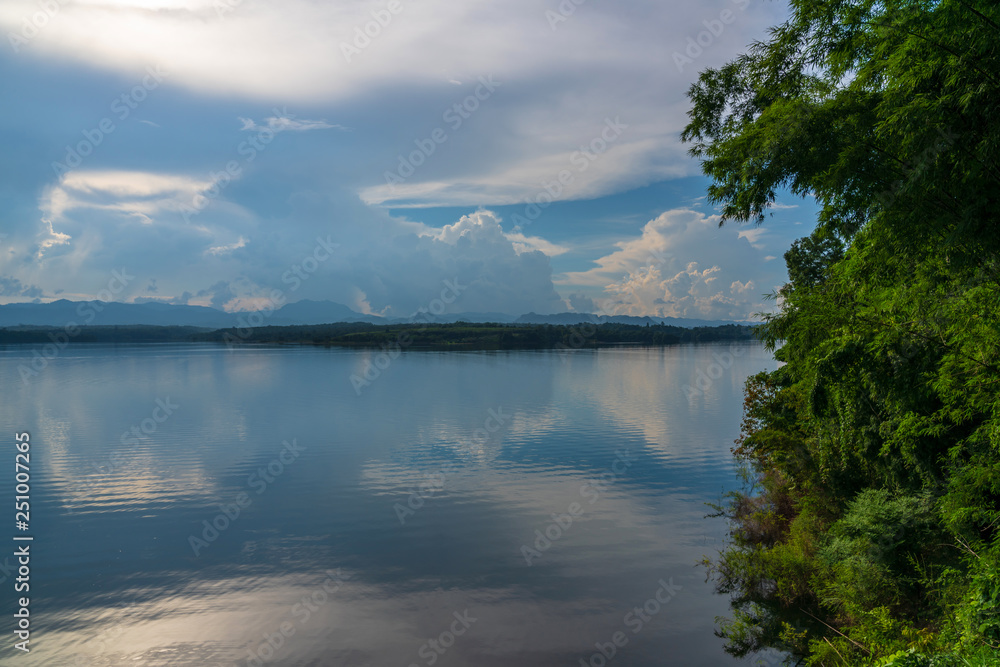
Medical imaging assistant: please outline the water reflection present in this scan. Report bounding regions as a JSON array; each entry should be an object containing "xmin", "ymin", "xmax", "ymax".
[{"xmin": 0, "ymin": 343, "xmax": 775, "ymax": 666}]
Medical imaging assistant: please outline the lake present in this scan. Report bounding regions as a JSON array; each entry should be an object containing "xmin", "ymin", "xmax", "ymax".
[{"xmin": 0, "ymin": 342, "xmax": 777, "ymax": 666}]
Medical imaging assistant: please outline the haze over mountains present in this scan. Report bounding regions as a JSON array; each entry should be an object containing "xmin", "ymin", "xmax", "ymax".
[{"xmin": 0, "ymin": 299, "xmax": 743, "ymax": 329}]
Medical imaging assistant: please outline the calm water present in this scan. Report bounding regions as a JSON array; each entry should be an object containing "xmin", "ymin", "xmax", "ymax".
[{"xmin": 0, "ymin": 343, "xmax": 776, "ymax": 666}]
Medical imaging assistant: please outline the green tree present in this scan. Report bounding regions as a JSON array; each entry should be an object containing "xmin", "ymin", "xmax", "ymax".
[{"xmin": 684, "ymin": 0, "xmax": 1000, "ymax": 663}]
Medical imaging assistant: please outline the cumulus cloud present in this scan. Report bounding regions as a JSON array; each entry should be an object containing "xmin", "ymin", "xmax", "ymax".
[
  {"xmin": 18, "ymin": 165, "xmax": 566, "ymax": 315},
  {"xmin": 567, "ymin": 293, "xmax": 596, "ymax": 313},
  {"xmin": 351, "ymin": 210, "xmax": 564, "ymax": 317},
  {"xmin": 196, "ymin": 280, "xmax": 237, "ymax": 311},
  {"xmin": 560, "ymin": 209, "xmax": 782, "ymax": 320},
  {"xmin": 0, "ymin": 0, "xmax": 802, "ymax": 318}
]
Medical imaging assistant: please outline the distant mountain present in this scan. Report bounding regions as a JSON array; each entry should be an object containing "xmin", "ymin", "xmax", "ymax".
[
  {"xmin": 515, "ymin": 312, "xmax": 746, "ymax": 328},
  {"xmin": 272, "ymin": 300, "xmax": 383, "ymax": 325},
  {"xmin": 0, "ymin": 299, "xmax": 381, "ymax": 329},
  {"xmin": 0, "ymin": 300, "xmax": 747, "ymax": 330},
  {"xmin": 0, "ymin": 299, "xmax": 237, "ymax": 328},
  {"xmin": 388, "ymin": 311, "xmax": 517, "ymax": 324}
]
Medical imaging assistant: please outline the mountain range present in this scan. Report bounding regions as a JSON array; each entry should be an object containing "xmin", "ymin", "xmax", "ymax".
[{"xmin": 0, "ymin": 299, "xmax": 744, "ymax": 329}]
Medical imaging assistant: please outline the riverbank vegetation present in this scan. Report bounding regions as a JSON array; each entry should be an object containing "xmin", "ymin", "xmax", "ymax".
[
  {"xmin": 684, "ymin": 0, "xmax": 1000, "ymax": 664},
  {"xmin": 0, "ymin": 322, "xmax": 756, "ymax": 350}
]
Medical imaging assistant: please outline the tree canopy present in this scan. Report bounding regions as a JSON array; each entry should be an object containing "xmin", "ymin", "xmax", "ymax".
[{"xmin": 684, "ymin": 0, "xmax": 1000, "ymax": 664}]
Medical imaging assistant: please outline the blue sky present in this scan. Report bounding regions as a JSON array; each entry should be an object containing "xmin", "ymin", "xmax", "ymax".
[{"xmin": 0, "ymin": 0, "xmax": 815, "ymax": 319}]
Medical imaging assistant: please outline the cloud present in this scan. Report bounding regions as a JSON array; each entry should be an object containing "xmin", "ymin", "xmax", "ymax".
[
  {"xmin": 0, "ymin": 0, "xmax": 787, "ymax": 208},
  {"xmin": 559, "ymin": 209, "xmax": 782, "ymax": 320},
  {"xmin": 35, "ymin": 170, "xmax": 222, "ymax": 267},
  {"xmin": 737, "ymin": 227, "xmax": 773, "ymax": 250},
  {"xmin": 40, "ymin": 170, "xmax": 214, "ymax": 234},
  {"xmin": 238, "ymin": 111, "xmax": 346, "ymax": 133},
  {"xmin": 504, "ymin": 232, "xmax": 569, "ymax": 257},
  {"xmin": 567, "ymin": 293, "xmax": 595, "ymax": 313},
  {"xmin": 352, "ymin": 209, "xmax": 564, "ymax": 316},
  {"xmin": 207, "ymin": 236, "xmax": 248, "ymax": 256},
  {"xmin": 196, "ymin": 280, "xmax": 237, "ymax": 311},
  {"xmin": 18, "ymin": 167, "xmax": 567, "ymax": 315},
  {"xmin": 0, "ymin": 0, "xmax": 804, "ymax": 320},
  {"xmin": 0, "ymin": 276, "xmax": 44, "ymax": 298},
  {"xmin": 38, "ymin": 218, "xmax": 71, "ymax": 255}
]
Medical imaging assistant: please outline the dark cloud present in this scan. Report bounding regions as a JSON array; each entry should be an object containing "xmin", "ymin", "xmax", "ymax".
[
  {"xmin": 0, "ymin": 276, "xmax": 44, "ymax": 298},
  {"xmin": 568, "ymin": 293, "xmax": 595, "ymax": 313},
  {"xmin": 197, "ymin": 281, "xmax": 236, "ymax": 310}
]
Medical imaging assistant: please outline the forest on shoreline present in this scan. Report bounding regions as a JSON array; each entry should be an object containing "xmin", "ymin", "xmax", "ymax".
[
  {"xmin": 684, "ymin": 0, "xmax": 1000, "ymax": 664},
  {"xmin": 0, "ymin": 321, "xmax": 756, "ymax": 350}
]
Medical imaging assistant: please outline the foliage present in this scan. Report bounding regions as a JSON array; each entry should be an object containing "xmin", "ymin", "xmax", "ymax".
[
  {"xmin": 684, "ymin": 0, "xmax": 1000, "ymax": 664},
  {"xmin": 197, "ymin": 321, "xmax": 757, "ymax": 349},
  {"xmin": 0, "ymin": 322, "xmax": 758, "ymax": 350}
]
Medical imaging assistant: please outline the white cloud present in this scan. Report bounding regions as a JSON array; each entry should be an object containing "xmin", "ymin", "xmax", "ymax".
[
  {"xmin": 737, "ymin": 227, "xmax": 767, "ymax": 249},
  {"xmin": 504, "ymin": 232, "xmax": 569, "ymax": 257},
  {"xmin": 0, "ymin": 0, "xmax": 788, "ymax": 207},
  {"xmin": 239, "ymin": 111, "xmax": 346, "ymax": 133},
  {"xmin": 356, "ymin": 209, "xmax": 564, "ymax": 316},
  {"xmin": 559, "ymin": 209, "xmax": 781, "ymax": 320},
  {"xmin": 207, "ymin": 236, "xmax": 248, "ymax": 256},
  {"xmin": 38, "ymin": 218, "xmax": 72, "ymax": 254},
  {"xmin": 23, "ymin": 172, "xmax": 567, "ymax": 315},
  {"xmin": 38, "ymin": 170, "xmax": 216, "ymax": 254}
]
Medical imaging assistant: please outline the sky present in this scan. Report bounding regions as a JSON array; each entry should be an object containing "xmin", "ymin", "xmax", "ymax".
[{"xmin": 0, "ymin": 0, "xmax": 816, "ymax": 320}]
